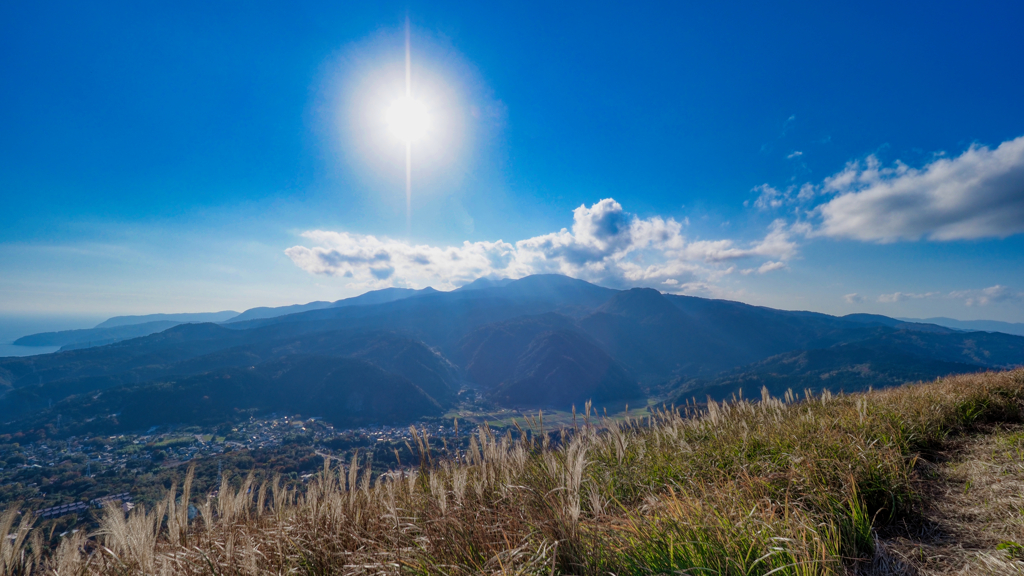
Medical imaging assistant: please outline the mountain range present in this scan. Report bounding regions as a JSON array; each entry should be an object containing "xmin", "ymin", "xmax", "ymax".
[
  {"xmin": 2, "ymin": 274, "xmax": 1022, "ymax": 435},
  {"xmin": 898, "ymin": 317, "xmax": 1024, "ymax": 337}
]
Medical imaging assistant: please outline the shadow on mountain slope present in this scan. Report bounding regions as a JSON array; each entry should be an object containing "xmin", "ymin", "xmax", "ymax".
[{"xmin": 5, "ymin": 355, "xmax": 443, "ymax": 436}]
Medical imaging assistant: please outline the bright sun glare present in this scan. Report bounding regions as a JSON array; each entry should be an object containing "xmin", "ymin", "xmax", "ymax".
[{"xmin": 386, "ymin": 96, "xmax": 430, "ymax": 143}]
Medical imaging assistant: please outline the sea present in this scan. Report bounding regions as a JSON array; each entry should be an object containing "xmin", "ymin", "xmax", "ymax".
[{"xmin": 0, "ymin": 314, "xmax": 107, "ymax": 358}]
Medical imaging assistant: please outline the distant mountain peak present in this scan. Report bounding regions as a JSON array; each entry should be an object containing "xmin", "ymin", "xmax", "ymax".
[
  {"xmin": 492, "ymin": 275, "xmax": 618, "ymax": 308},
  {"xmin": 455, "ymin": 276, "xmax": 513, "ymax": 291},
  {"xmin": 154, "ymin": 322, "xmax": 233, "ymax": 340},
  {"xmin": 597, "ymin": 287, "xmax": 682, "ymax": 320},
  {"xmin": 227, "ymin": 286, "xmax": 437, "ymax": 324},
  {"xmin": 335, "ymin": 286, "xmax": 437, "ymax": 303},
  {"xmin": 329, "ymin": 286, "xmax": 436, "ymax": 307},
  {"xmin": 505, "ymin": 274, "xmax": 602, "ymax": 289},
  {"xmin": 95, "ymin": 311, "xmax": 239, "ymax": 329},
  {"xmin": 840, "ymin": 313, "xmax": 903, "ymax": 327},
  {"xmin": 896, "ymin": 317, "xmax": 1024, "ymax": 337}
]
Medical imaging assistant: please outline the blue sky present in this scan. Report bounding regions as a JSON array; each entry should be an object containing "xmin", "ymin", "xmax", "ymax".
[{"xmin": 2, "ymin": 1, "xmax": 1023, "ymax": 321}]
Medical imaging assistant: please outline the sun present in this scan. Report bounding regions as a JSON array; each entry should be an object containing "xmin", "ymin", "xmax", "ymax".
[{"xmin": 386, "ymin": 96, "xmax": 430, "ymax": 143}]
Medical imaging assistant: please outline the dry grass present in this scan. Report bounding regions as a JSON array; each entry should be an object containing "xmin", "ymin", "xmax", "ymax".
[
  {"xmin": 2, "ymin": 369, "xmax": 1024, "ymax": 575},
  {"xmin": 877, "ymin": 424, "xmax": 1024, "ymax": 574}
]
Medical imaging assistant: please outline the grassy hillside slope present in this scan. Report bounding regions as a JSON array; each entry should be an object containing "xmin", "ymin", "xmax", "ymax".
[
  {"xmin": 673, "ymin": 343, "xmax": 985, "ymax": 402},
  {"xmin": 4, "ymin": 369, "xmax": 1024, "ymax": 575}
]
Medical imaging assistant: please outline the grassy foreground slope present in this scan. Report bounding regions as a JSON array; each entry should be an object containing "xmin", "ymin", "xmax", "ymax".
[{"xmin": 4, "ymin": 369, "xmax": 1024, "ymax": 575}]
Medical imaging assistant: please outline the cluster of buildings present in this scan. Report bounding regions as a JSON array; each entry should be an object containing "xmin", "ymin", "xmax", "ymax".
[
  {"xmin": 6, "ymin": 415, "xmax": 489, "ymax": 485},
  {"xmin": 0, "ymin": 414, "xmax": 484, "ymax": 518},
  {"xmin": 223, "ymin": 414, "xmax": 461, "ymax": 454},
  {"xmin": 36, "ymin": 493, "xmax": 133, "ymax": 518},
  {"xmin": 1, "ymin": 416, "xmax": 457, "ymax": 476}
]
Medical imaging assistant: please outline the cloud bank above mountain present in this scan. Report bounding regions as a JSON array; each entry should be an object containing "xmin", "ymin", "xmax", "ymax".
[
  {"xmin": 285, "ymin": 198, "xmax": 797, "ymax": 292},
  {"xmin": 846, "ymin": 285, "xmax": 1024, "ymax": 307},
  {"xmin": 816, "ymin": 136, "xmax": 1024, "ymax": 242},
  {"xmin": 752, "ymin": 135, "xmax": 1024, "ymax": 243}
]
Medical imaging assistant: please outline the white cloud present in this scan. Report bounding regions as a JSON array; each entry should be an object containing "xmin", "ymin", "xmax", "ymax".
[
  {"xmin": 796, "ymin": 183, "xmax": 815, "ymax": 201},
  {"xmin": 757, "ymin": 261, "xmax": 787, "ymax": 274},
  {"xmin": 787, "ymin": 151, "xmax": 803, "ymax": 159},
  {"xmin": 750, "ymin": 182, "xmax": 817, "ymax": 210},
  {"xmin": 813, "ymin": 135, "xmax": 1024, "ymax": 242},
  {"xmin": 286, "ymin": 198, "xmax": 796, "ymax": 292},
  {"xmin": 742, "ymin": 260, "xmax": 787, "ymax": 275},
  {"xmin": 949, "ymin": 285, "xmax": 1024, "ymax": 306},
  {"xmin": 284, "ymin": 232, "xmax": 520, "ymax": 289},
  {"xmin": 877, "ymin": 291, "xmax": 939, "ymax": 303},
  {"xmin": 750, "ymin": 184, "xmax": 785, "ymax": 210},
  {"xmin": 851, "ymin": 286, "xmax": 1023, "ymax": 306}
]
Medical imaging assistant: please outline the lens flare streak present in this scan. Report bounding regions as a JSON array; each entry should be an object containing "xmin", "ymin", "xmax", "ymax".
[{"xmin": 405, "ymin": 20, "xmax": 411, "ymax": 232}]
